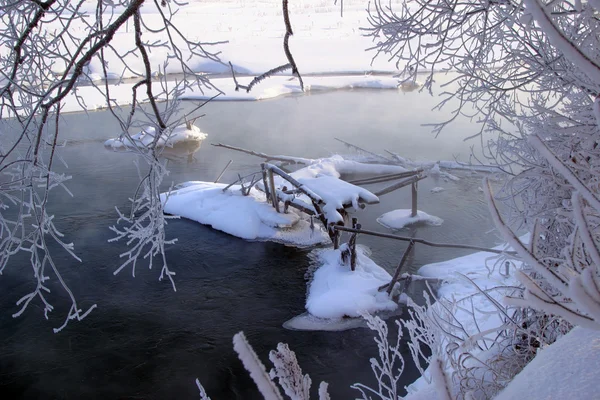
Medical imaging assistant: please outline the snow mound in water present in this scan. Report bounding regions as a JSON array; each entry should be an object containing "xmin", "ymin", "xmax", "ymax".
[
  {"xmin": 160, "ymin": 181, "xmax": 329, "ymax": 247},
  {"xmin": 305, "ymin": 246, "xmax": 398, "ymax": 319},
  {"xmin": 377, "ymin": 209, "xmax": 443, "ymax": 230},
  {"xmin": 105, "ymin": 124, "xmax": 207, "ymax": 150}
]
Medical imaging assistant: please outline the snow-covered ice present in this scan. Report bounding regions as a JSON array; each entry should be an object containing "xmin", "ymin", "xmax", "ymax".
[
  {"xmin": 377, "ymin": 209, "xmax": 443, "ymax": 230},
  {"xmin": 160, "ymin": 181, "xmax": 330, "ymax": 246},
  {"xmin": 182, "ymin": 75, "xmax": 413, "ymax": 102},
  {"xmin": 305, "ymin": 246, "xmax": 398, "ymax": 319}
]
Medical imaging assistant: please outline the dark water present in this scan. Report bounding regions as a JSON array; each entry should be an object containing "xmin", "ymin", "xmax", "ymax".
[{"xmin": 0, "ymin": 89, "xmax": 501, "ymax": 399}]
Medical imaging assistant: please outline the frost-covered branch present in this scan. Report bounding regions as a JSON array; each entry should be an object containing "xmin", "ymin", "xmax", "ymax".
[
  {"xmin": 0, "ymin": 0, "xmax": 222, "ymax": 330},
  {"xmin": 229, "ymin": 0, "xmax": 303, "ymax": 92}
]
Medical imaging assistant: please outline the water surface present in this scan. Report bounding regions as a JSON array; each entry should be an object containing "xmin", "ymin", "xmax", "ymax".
[{"xmin": 0, "ymin": 88, "xmax": 502, "ymax": 399}]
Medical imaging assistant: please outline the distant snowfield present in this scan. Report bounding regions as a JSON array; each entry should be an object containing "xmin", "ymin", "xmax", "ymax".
[
  {"xmin": 75, "ymin": 0, "xmax": 404, "ymax": 79},
  {"xmin": 37, "ymin": 0, "xmax": 415, "ymax": 113}
]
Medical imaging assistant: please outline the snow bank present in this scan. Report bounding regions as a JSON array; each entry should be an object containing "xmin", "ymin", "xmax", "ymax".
[
  {"xmin": 377, "ymin": 209, "xmax": 443, "ymax": 230},
  {"xmin": 104, "ymin": 124, "xmax": 207, "ymax": 150},
  {"xmin": 495, "ymin": 326, "xmax": 600, "ymax": 400},
  {"xmin": 305, "ymin": 246, "xmax": 398, "ymax": 319},
  {"xmin": 160, "ymin": 182, "xmax": 329, "ymax": 246},
  {"xmin": 403, "ymin": 241, "xmax": 522, "ymax": 399},
  {"xmin": 181, "ymin": 75, "xmax": 410, "ymax": 102}
]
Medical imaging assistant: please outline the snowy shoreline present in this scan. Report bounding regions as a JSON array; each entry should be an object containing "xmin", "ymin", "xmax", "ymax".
[{"xmin": 54, "ymin": 72, "xmax": 412, "ymax": 115}]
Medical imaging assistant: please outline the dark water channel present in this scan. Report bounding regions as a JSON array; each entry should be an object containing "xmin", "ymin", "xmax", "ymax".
[{"xmin": 0, "ymin": 89, "xmax": 502, "ymax": 399}]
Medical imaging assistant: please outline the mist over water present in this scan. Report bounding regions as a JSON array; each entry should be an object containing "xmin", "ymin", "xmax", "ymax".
[{"xmin": 0, "ymin": 89, "xmax": 501, "ymax": 399}]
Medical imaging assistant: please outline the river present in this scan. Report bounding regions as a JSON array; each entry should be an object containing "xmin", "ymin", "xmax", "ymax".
[{"xmin": 0, "ymin": 88, "xmax": 502, "ymax": 399}]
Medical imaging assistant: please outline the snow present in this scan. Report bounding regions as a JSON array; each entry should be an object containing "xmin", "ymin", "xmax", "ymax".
[
  {"xmin": 305, "ymin": 246, "xmax": 398, "ymax": 319},
  {"xmin": 495, "ymin": 326, "xmax": 600, "ymax": 400},
  {"xmin": 104, "ymin": 124, "xmax": 207, "ymax": 150},
  {"xmin": 50, "ymin": 75, "xmax": 410, "ymax": 115},
  {"xmin": 430, "ymin": 187, "xmax": 445, "ymax": 193},
  {"xmin": 286, "ymin": 155, "xmax": 408, "ymax": 179},
  {"xmin": 377, "ymin": 209, "xmax": 443, "ymax": 230},
  {"xmin": 295, "ymin": 175, "xmax": 379, "ymax": 224},
  {"xmin": 160, "ymin": 181, "xmax": 330, "ymax": 246},
  {"xmin": 70, "ymin": 1, "xmax": 405, "ymax": 79},
  {"xmin": 403, "ymin": 240, "xmax": 524, "ymax": 399},
  {"xmin": 182, "ymin": 75, "xmax": 411, "ymax": 102},
  {"xmin": 162, "ymin": 153, "xmax": 405, "ymax": 243},
  {"xmin": 11, "ymin": 0, "xmax": 418, "ymax": 115}
]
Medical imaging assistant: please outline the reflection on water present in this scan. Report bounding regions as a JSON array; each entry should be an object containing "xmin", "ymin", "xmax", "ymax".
[{"xmin": 0, "ymin": 89, "xmax": 501, "ymax": 399}]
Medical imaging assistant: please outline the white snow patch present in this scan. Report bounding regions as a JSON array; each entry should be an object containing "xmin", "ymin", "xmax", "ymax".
[
  {"xmin": 404, "ymin": 239, "xmax": 526, "ymax": 399},
  {"xmin": 295, "ymin": 175, "xmax": 378, "ymax": 224},
  {"xmin": 430, "ymin": 187, "xmax": 445, "ymax": 193},
  {"xmin": 305, "ymin": 246, "xmax": 398, "ymax": 319},
  {"xmin": 160, "ymin": 181, "xmax": 329, "ymax": 246},
  {"xmin": 495, "ymin": 326, "xmax": 600, "ymax": 400},
  {"xmin": 377, "ymin": 209, "xmax": 443, "ymax": 230},
  {"xmin": 182, "ymin": 75, "xmax": 410, "ymax": 102},
  {"xmin": 104, "ymin": 124, "xmax": 207, "ymax": 150}
]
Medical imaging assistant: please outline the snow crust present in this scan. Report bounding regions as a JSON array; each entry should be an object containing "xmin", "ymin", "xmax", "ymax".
[
  {"xmin": 160, "ymin": 182, "xmax": 329, "ymax": 246},
  {"xmin": 377, "ymin": 209, "xmax": 443, "ymax": 230},
  {"xmin": 305, "ymin": 246, "xmax": 398, "ymax": 319},
  {"xmin": 104, "ymin": 124, "xmax": 207, "ymax": 150}
]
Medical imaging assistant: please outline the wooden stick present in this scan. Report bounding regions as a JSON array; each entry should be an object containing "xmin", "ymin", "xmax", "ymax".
[
  {"xmin": 214, "ymin": 159, "xmax": 233, "ymax": 183},
  {"xmin": 261, "ymin": 163, "xmax": 271, "ymax": 203},
  {"xmin": 333, "ymin": 226, "xmax": 518, "ymax": 255},
  {"xmin": 411, "ymin": 180, "xmax": 418, "ymax": 218},
  {"xmin": 335, "ymin": 137, "xmax": 394, "ymax": 163},
  {"xmin": 212, "ymin": 143, "xmax": 312, "ymax": 165},
  {"xmin": 387, "ymin": 241, "xmax": 415, "ymax": 295},
  {"xmin": 268, "ymin": 169, "xmax": 280, "ymax": 213},
  {"xmin": 348, "ymin": 170, "xmax": 423, "ymax": 185},
  {"xmin": 264, "ymin": 163, "xmax": 323, "ymax": 204},
  {"xmin": 350, "ymin": 217, "xmax": 358, "ymax": 271},
  {"xmin": 373, "ymin": 175, "xmax": 427, "ymax": 197}
]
